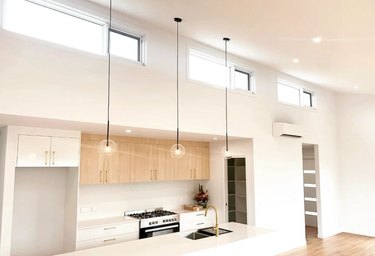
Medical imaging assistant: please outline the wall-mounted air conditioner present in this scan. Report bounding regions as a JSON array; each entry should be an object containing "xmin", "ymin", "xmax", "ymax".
[{"xmin": 273, "ymin": 122, "xmax": 303, "ymax": 138}]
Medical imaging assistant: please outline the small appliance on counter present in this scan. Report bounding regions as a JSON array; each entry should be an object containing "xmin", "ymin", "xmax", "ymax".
[{"xmin": 125, "ymin": 207, "xmax": 179, "ymax": 239}]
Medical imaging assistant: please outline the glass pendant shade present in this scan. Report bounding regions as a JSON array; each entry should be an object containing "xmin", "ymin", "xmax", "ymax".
[
  {"xmin": 170, "ymin": 143, "xmax": 185, "ymax": 159},
  {"xmin": 98, "ymin": 139, "xmax": 117, "ymax": 156},
  {"xmin": 224, "ymin": 149, "xmax": 232, "ymax": 159}
]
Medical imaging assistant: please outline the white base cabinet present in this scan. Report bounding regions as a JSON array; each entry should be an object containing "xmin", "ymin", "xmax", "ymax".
[
  {"xmin": 76, "ymin": 220, "xmax": 139, "ymax": 250},
  {"xmin": 179, "ymin": 210, "xmax": 215, "ymax": 232}
]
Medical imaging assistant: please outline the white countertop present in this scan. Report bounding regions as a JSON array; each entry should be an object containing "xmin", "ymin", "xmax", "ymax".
[
  {"xmin": 77, "ymin": 216, "xmax": 139, "ymax": 229},
  {"xmin": 57, "ymin": 222, "xmax": 276, "ymax": 256}
]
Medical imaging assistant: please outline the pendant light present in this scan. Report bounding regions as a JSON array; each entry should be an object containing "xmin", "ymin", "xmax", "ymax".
[
  {"xmin": 98, "ymin": 0, "xmax": 116, "ymax": 156},
  {"xmin": 170, "ymin": 17, "xmax": 185, "ymax": 159},
  {"xmin": 223, "ymin": 37, "xmax": 232, "ymax": 159}
]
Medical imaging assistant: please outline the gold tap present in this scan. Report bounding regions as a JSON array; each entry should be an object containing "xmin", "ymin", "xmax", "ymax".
[{"xmin": 205, "ymin": 205, "xmax": 219, "ymax": 237}]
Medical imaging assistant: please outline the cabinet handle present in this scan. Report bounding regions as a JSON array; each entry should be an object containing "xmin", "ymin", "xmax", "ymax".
[
  {"xmin": 105, "ymin": 170, "xmax": 108, "ymax": 183},
  {"xmin": 194, "ymin": 169, "xmax": 196, "ymax": 179},
  {"xmin": 44, "ymin": 151, "xmax": 48, "ymax": 165},
  {"xmin": 104, "ymin": 226, "xmax": 116, "ymax": 230},
  {"xmin": 150, "ymin": 170, "xmax": 153, "ymax": 180},
  {"xmin": 196, "ymin": 214, "xmax": 204, "ymax": 216},
  {"xmin": 190, "ymin": 169, "xmax": 193, "ymax": 179},
  {"xmin": 52, "ymin": 151, "xmax": 55, "ymax": 165},
  {"xmin": 155, "ymin": 169, "xmax": 157, "ymax": 180},
  {"xmin": 103, "ymin": 238, "xmax": 116, "ymax": 242},
  {"xmin": 196, "ymin": 222, "xmax": 204, "ymax": 225},
  {"xmin": 100, "ymin": 171, "xmax": 102, "ymax": 183}
]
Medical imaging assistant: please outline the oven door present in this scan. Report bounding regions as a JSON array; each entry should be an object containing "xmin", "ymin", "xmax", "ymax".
[{"xmin": 140, "ymin": 223, "xmax": 180, "ymax": 239}]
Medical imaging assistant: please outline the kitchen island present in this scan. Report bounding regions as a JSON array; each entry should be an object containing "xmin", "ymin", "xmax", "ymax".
[{"xmin": 57, "ymin": 222, "xmax": 286, "ymax": 256}]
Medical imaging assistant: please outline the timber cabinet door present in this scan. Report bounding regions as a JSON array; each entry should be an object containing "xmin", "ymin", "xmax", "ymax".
[
  {"xmin": 80, "ymin": 140, "xmax": 105, "ymax": 184},
  {"xmin": 130, "ymin": 143, "xmax": 155, "ymax": 182}
]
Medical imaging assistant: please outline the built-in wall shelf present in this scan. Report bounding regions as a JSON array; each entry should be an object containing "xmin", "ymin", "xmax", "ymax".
[
  {"xmin": 304, "ymin": 184, "xmax": 316, "ymax": 188},
  {"xmin": 304, "ymin": 197, "xmax": 317, "ymax": 202},
  {"xmin": 302, "ymin": 145, "xmax": 318, "ymax": 229},
  {"xmin": 303, "ymin": 170, "xmax": 316, "ymax": 174},
  {"xmin": 305, "ymin": 211, "xmax": 318, "ymax": 216},
  {"xmin": 227, "ymin": 158, "xmax": 247, "ymax": 225}
]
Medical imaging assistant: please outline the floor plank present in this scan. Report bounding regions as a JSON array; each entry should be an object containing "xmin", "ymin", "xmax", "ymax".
[{"xmin": 278, "ymin": 227, "xmax": 375, "ymax": 256}]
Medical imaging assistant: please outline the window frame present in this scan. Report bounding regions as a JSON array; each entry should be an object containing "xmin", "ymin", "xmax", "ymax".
[
  {"xmin": 277, "ymin": 79, "xmax": 317, "ymax": 109},
  {"xmin": 187, "ymin": 48, "xmax": 255, "ymax": 94},
  {"xmin": 109, "ymin": 27, "xmax": 144, "ymax": 63},
  {"xmin": 3, "ymin": 0, "xmax": 145, "ymax": 63}
]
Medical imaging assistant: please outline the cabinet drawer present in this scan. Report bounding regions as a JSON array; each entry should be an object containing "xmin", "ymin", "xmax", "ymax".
[
  {"xmin": 76, "ymin": 232, "xmax": 138, "ymax": 250},
  {"xmin": 179, "ymin": 210, "xmax": 215, "ymax": 232},
  {"xmin": 180, "ymin": 219, "xmax": 214, "ymax": 232},
  {"xmin": 77, "ymin": 222, "xmax": 139, "ymax": 242}
]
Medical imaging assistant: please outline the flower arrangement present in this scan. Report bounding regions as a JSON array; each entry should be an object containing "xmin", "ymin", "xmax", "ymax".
[{"xmin": 194, "ymin": 184, "xmax": 209, "ymax": 208}]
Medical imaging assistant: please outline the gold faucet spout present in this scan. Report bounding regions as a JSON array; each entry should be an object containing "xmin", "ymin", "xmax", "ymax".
[{"xmin": 204, "ymin": 205, "xmax": 219, "ymax": 237}]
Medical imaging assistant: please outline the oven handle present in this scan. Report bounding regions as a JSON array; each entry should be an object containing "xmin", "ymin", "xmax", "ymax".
[{"xmin": 145, "ymin": 224, "xmax": 179, "ymax": 233}]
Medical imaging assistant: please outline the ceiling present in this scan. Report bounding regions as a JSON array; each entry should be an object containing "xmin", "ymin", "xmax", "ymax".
[{"xmin": 89, "ymin": 0, "xmax": 375, "ymax": 95}]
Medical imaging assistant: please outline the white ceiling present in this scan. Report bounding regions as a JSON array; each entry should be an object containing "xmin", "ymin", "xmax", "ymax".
[{"xmin": 89, "ymin": 0, "xmax": 375, "ymax": 95}]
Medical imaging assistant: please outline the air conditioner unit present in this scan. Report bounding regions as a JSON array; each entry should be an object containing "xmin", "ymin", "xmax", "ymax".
[{"xmin": 273, "ymin": 122, "xmax": 303, "ymax": 138}]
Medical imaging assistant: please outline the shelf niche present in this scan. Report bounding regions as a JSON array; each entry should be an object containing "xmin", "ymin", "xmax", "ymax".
[{"xmin": 227, "ymin": 157, "xmax": 247, "ymax": 224}]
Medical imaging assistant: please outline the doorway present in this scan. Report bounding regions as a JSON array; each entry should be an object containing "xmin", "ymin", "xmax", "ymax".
[
  {"xmin": 302, "ymin": 144, "xmax": 321, "ymax": 241},
  {"xmin": 226, "ymin": 157, "xmax": 247, "ymax": 224}
]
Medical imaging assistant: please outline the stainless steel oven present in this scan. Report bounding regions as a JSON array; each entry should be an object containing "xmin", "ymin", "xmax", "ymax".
[
  {"xmin": 125, "ymin": 208, "xmax": 180, "ymax": 239},
  {"xmin": 140, "ymin": 222, "xmax": 180, "ymax": 239}
]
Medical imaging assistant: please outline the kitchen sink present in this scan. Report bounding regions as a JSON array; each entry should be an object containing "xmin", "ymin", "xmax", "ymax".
[
  {"xmin": 185, "ymin": 232, "xmax": 212, "ymax": 240},
  {"xmin": 198, "ymin": 227, "xmax": 233, "ymax": 236},
  {"xmin": 184, "ymin": 228, "xmax": 233, "ymax": 240}
]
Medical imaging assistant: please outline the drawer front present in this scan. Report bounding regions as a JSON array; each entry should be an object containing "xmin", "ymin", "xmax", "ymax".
[
  {"xmin": 179, "ymin": 212, "xmax": 206, "ymax": 222},
  {"xmin": 77, "ymin": 222, "xmax": 139, "ymax": 242},
  {"xmin": 76, "ymin": 232, "xmax": 139, "ymax": 250},
  {"xmin": 180, "ymin": 218, "xmax": 214, "ymax": 232}
]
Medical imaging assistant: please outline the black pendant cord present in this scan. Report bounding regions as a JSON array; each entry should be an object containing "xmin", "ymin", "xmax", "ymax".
[
  {"xmin": 106, "ymin": 0, "xmax": 112, "ymax": 146},
  {"xmin": 224, "ymin": 38, "xmax": 230, "ymax": 152},
  {"xmin": 175, "ymin": 17, "xmax": 182, "ymax": 149}
]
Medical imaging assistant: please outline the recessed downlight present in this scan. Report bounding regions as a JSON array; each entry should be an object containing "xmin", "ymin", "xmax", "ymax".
[
  {"xmin": 354, "ymin": 86, "xmax": 359, "ymax": 90},
  {"xmin": 313, "ymin": 37, "xmax": 322, "ymax": 43},
  {"xmin": 213, "ymin": 137, "xmax": 218, "ymax": 140},
  {"xmin": 125, "ymin": 129, "xmax": 132, "ymax": 133},
  {"xmin": 292, "ymin": 58, "xmax": 300, "ymax": 63}
]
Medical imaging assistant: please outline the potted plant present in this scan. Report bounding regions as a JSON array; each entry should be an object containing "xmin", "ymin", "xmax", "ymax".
[{"xmin": 194, "ymin": 184, "xmax": 209, "ymax": 208}]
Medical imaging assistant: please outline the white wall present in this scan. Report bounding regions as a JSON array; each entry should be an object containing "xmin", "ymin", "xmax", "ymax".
[
  {"xmin": 12, "ymin": 168, "xmax": 68, "ymax": 256},
  {"xmin": 337, "ymin": 93, "xmax": 375, "ymax": 237},
  {"xmin": 0, "ymin": 0, "xmax": 343, "ymax": 252}
]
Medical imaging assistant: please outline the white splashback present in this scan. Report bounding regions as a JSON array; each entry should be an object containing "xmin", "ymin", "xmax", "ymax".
[{"xmin": 78, "ymin": 180, "xmax": 206, "ymax": 221}]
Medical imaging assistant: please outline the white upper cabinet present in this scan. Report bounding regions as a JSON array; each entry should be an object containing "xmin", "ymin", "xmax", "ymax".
[{"xmin": 17, "ymin": 135, "xmax": 80, "ymax": 167}]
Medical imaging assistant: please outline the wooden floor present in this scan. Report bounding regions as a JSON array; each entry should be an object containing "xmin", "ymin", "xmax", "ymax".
[{"xmin": 279, "ymin": 226, "xmax": 375, "ymax": 256}]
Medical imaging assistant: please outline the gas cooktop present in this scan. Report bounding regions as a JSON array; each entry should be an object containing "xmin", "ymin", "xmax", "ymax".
[{"xmin": 125, "ymin": 208, "xmax": 179, "ymax": 228}]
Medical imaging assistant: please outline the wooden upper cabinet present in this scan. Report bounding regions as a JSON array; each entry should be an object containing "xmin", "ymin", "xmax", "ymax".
[
  {"xmin": 80, "ymin": 140, "xmax": 104, "ymax": 185},
  {"xmin": 194, "ymin": 146, "xmax": 210, "ymax": 179},
  {"xmin": 175, "ymin": 146, "xmax": 194, "ymax": 180},
  {"xmin": 155, "ymin": 144, "xmax": 175, "ymax": 181},
  {"xmin": 116, "ymin": 142, "xmax": 132, "ymax": 183},
  {"xmin": 80, "ymin": 134, "xmax": 210, "ymax": 184},
  {"xmin": 80, "ymin": 140, "xmax": 131, "ymax": 185},
  {"xmin": 131, "ymin": 143, "xmax": 176, "ymax": 182},
  {"xmin": 175, "ymin": 145, "xmax": 210, "ymax": 180},
  {"xmin": 130, "ymin": 143, "xmax": 155, "ymax": 183}
]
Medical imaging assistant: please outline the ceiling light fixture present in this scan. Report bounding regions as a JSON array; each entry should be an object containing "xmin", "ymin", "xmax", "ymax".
[
  {"xmin": 354, "ymin": 86, "xmax": 359, "ymax": 90},
  {"xmin": 223, "ymin": 37, "xmax": 232, "ymax": 159},
  {"xmin": 98, "ymin": 0, "xmax": 116, "ymax": 156},
  {"xmin": 170, "ymin": 17, "xmax": 185, "ymax": 159},
  {"xmin": 125, "ymin": 129, "xmax": 132, "ymax": 133},
  {"xmin": 313, "ymin": 37, "xmax": 322, "ymax": 43},
  {"xmin": 213, "ymin": 137, "xmax": 218, "ymax": 141},
  {"xmin": 293, "ymin": 58, "xmax": 300, "ymax": 63}
]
